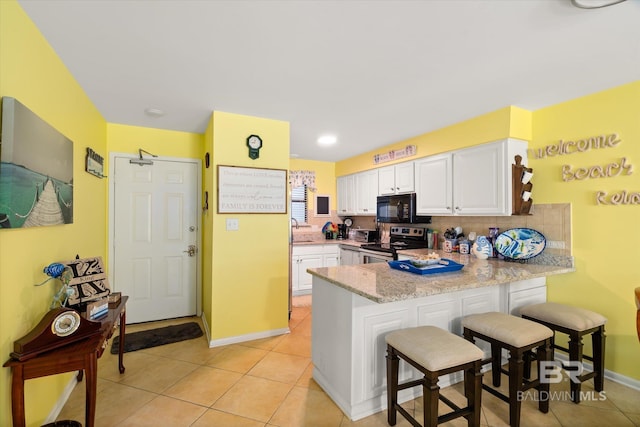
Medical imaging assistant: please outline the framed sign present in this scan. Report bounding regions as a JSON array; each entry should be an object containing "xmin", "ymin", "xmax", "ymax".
[
  {"xmin": 217, "ymin": 165, "xmax": 287, "ymax": 214},
  {"xmin": 61, "ymin": 256, "xmax": 111, "ymax": 306}
]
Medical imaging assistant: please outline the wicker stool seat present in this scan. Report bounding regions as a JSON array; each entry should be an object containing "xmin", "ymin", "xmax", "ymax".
[
  {"xmin": 462, "ymin": 312, "xmax": 553, "ymax": 427},
  {"xmin": 520, "ymin": 302, "xmax": 607, "ymax": 403},
  {"xmin": 385, "ymin": 326, "xmax": 483, "ymax": 427}
]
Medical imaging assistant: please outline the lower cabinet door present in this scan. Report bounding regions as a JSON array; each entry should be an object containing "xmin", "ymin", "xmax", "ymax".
[{"xmin": 293, "ymin": 254, "xmax": 323, "ymax": 295}]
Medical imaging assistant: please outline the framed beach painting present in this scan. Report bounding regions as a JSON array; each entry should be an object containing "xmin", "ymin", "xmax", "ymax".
[{"xmin": 0, "ymin": 97, "xmax": 73, "ymax": 228}]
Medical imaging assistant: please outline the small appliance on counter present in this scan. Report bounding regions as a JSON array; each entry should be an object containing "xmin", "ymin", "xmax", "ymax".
[
  {"xmin": 353, "ymin": 228, "xmax": 379, "ymax": 243},
  {"xmin": 337, "ymin": 224, "xmax": 348, "ymax": 240}
]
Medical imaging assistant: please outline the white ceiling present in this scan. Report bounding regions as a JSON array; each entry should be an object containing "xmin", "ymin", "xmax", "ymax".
[{"xmin": 17, "ymin": 0, "xmax": 640, "ymax": 162}]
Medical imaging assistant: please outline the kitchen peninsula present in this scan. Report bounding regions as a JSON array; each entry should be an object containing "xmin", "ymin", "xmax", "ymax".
[{"xmin": 307, "ymin": 252, "xmax": 574, "ymax": 421}]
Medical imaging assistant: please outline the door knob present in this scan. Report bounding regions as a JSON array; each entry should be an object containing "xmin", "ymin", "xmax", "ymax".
[{"xmin": 183, "ymin": 245, "xmax": 197, "ymax": 257}]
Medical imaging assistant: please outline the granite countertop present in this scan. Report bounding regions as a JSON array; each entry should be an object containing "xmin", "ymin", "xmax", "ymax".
[{"xmin": 307, "ymin": 250, "xmax": 575, "ymax": 304}]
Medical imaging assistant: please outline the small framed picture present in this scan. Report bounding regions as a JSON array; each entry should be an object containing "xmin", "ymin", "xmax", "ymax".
[
  {"xmin": 85, "ymin": 147, "xmax": 105, "ymax": 178},
  {"xmin": 314, "ymin": 194, "xmax": 331, "ymax": 217}
]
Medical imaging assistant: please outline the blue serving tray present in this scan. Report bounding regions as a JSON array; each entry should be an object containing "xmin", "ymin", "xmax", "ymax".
[{"xmin": 388, "ymin": 259, "xmax": 464, "ymax": 275}]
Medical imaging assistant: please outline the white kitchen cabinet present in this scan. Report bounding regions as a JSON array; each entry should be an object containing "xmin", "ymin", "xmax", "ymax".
[
  {"xmin": 504, "ymin": 278, "xmax": 547, "ymax": 315},
  {"xmin": 355, "ymin": 170, "xmax": 378, "ymax": 215},
  {"xmin": 415, "ymin": 139, "xmax": 527, "ymax": 216},
  {"xmin": 324, "ymin": 251, "xmax": 340, "ymax": 267},
  {"xmin": 292, "ymin": 245, "xmax": 340, "ymax": 295},
  {"xmin": 414, "ymin": 153, "xmax": 453, "ymax": 215},
  {"xmin": 378, "ymin": 162, "xmax": 414, "ymax": 195},
  {"xmin": 340, "ymin": 245, "xmax": 362, "ymax": 265},
  {"xmin": 337, "ymin": 175, "xmax": 356, "ymax": 216}
]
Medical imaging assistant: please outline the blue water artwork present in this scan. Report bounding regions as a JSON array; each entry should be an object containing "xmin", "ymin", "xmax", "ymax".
[
  {"xmin": 494, "ymin": 228, "xmax": 546, "ymax": 260},
  {"xmin": 0, "ymin": 97, "xmax": 73, "ymax": 228}
]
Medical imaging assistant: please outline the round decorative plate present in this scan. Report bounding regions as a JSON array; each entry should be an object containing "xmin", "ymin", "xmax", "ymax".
[{"xmin": 494, "ymin": 228, "xmax": 546, "ymax": 260}]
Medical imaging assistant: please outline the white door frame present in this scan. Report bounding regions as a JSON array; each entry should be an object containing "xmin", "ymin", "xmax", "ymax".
[{"xmin": 107, "ymin": 152, "xmax": 202, "ymax": 319}]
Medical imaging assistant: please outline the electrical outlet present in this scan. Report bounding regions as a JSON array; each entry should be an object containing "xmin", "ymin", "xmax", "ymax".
[
  {"xmin": 546, "ymin": 240, "xmax": 565, "ymax": 249},
  {"xmin": 226, "ymin": 218, "xmax": 239, "ymax": 231}
]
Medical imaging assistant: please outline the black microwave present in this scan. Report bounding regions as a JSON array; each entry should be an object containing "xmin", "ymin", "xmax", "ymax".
[{"xmin": 376, "ymin": 193, "xmax": 431, "ymax": 224}]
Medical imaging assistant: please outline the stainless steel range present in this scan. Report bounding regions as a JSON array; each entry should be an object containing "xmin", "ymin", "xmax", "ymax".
[{"xmin": 359, "ymin": 226, "xmax": 428, "ymax": 263}]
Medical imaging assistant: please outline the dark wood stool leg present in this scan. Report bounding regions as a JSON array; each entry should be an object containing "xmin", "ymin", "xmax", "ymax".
[
  {"xmin": 386, "ymin": 345, "xmax": 399, "ymax": 426},
  {"xmin": 523, "ymin": 349, "xmax": 535, "ymax": 379},
  {"xmin": 593, "ymin": 326, "xmax": 606, "ymax": 392},
  {"xmin": 465, "ymin": 361, "xmax": 483, "ymax": 427},
  {"xmin": 424, "ymin": 372, "xmax": 440, "ymax": 427},
  {"xmin": 568, "ymin": 331, "xmax": 584, "ymax": 403},
  {"xmin": 491, "ymin": 342, "xmax": 502, "ymax": 387},
  {"xmin": 536, "ymin": 340, "xmax": 551, "ymax": 414},
  {"xmin": 508, "ymin": 350, "xmax": 524, "ymax": 427}
]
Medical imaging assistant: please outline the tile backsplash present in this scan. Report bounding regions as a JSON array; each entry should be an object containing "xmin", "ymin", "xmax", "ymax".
[
  {"xmin": 296, "ymin": 203, "xmax": 572, "ymax": 262},
  {"xmin": 428, "ymin": 203, "xmax": 572, "ymax": 257}
]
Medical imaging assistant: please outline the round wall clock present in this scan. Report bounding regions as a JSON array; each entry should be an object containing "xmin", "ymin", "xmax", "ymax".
[{"xmin": 247, "ymin": 135, "xmax": 262, "ymax": 159}]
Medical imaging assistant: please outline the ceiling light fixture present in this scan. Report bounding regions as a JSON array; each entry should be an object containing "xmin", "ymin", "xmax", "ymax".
[
  {"xmin": 144, "ymin": 107, "xmax": 165, "ymax": 117},
  {"xmin": 570, "ymin": 0, "xmax": 627, "ymax": 9},
  {"xmin": 317, "ymin": 135, "xmax": 337, "ymax": 146}
]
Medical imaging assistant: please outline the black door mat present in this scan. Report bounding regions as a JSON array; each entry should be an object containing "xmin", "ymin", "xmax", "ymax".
[{"xmin": 110, "ymin": 322, "xmax": 203, "ymax": 354}]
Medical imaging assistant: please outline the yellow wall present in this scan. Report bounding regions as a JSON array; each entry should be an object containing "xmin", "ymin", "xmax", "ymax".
[
  {"xmin": 107, "ymin": 123, "xmax": 203, "ymax": 160},
  {"xmin": 1, "ymin": 1, "xmax": 108, "ymax": 425},
  {"xmin": 336, "ymin": 106, "xmax": 532, "ymax": 176},
  {"xmin": 205, "ymin": 111, "xmax": 290, "ymax": 340},
  {"xmin": 532, "ymin": 80, "xmax": 640, "ymax": 379},
  {"xmin": 289, "ymin": 158, "xmax": 337, "ymax": 212}
]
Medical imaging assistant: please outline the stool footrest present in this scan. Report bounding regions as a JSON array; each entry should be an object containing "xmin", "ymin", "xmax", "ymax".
[
  {"xmin": 396, "ymin": 378, "xmax": 423, "ymax": 392},
  {"xmin": 483, "ymin": 383, "xmax": 510, "ymax": 403}
]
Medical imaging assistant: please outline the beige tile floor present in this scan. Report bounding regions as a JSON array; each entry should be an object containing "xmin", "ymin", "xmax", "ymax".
[{"xmin": 57, "ymin": 300, "xmax": 640, "ymax": 426}]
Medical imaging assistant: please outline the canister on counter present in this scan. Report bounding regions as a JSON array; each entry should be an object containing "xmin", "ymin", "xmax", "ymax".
[
  {"xmin": 459, "ymin": 240, "xmax": 471, "ymax": 254},
  {"xmin": 444, "ymin": 238, "xmax": 457, "ymax": 253}
]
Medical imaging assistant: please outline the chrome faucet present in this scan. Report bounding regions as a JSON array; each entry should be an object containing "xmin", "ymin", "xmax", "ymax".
[{"xmin": 291, "ymin": 218, "xmax": 299, "ymax": 229}]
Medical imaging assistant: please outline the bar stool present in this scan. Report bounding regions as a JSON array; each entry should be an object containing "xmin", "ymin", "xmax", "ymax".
[
  {"xmin": 462, "ymin": 312, "xmax": 553, "ymax": 427},
  {"xmin": 385, "ymin": 325, "xmax": 484, "ymax": 427},
  {"xmin": 519, "ymin": 302, "xmax": 607, "ymax": 403}
]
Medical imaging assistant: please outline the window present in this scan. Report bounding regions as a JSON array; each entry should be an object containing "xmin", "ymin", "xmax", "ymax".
[{"xmin": 291, "ymin": 185, "xmax": 307, "ymax": 223}]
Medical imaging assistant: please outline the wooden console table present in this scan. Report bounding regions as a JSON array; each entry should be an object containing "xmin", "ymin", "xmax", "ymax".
[{"xmin": 4, "ymin": 296, "xmax": 128, "ymax": 427}]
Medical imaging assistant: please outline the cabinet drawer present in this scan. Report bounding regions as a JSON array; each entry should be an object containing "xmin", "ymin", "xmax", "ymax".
[{"xmin": 293, "ymin": 244, "xmax": 339, "ymax": 256}]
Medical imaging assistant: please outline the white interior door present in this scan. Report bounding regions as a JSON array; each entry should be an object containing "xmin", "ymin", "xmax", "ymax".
[{"xmin": 111, "ymin": 155, "xmax": 200, "ymax": 323}]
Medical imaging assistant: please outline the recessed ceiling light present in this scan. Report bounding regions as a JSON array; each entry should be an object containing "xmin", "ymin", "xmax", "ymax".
[
  {"xmin": 290, "ymin": 153, "xmax": 299, "ymax": 158},
  {"xmin": 317, "ymin": 135, "xmax": 337, "ymax": 146},
  {"xmin": 144, "ymin": 108, "xmax": 165, "ymax": 117}
]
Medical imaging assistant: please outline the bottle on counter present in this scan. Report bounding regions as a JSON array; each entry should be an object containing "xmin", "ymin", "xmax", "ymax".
[{"xmin": 488, "ymin": 227, "xmax": 499, "ymax": 258}]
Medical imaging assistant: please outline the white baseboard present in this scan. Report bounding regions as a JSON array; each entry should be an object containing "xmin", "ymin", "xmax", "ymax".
[
  {"xmin": 44, "ymin": 374, "xmax": 79, "ymax": 424},
  {"xmin": 554, "ymin": 353, "xmax": 640, "ymax": 391},
  {"xmin": 200, "ymin": 312, "xmax": 211, "ymax": 342},
  {"xmin": 208, "ymin": 326, "xmax": 290, "ymax": 348}
]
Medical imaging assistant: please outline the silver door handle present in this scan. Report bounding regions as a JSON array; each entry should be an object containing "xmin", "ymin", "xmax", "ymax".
[{"xmin": 183, "ymin": 245, "xmax": 197, "ymax": 256}]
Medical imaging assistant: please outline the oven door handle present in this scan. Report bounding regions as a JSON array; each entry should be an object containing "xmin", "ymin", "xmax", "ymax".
[{"xmin": 359, "ymin": 248, "xmax": 394, "ymax": 262}]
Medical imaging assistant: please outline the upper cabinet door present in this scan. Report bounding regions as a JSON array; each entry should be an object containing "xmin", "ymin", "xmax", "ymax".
[
  {"xmin": 337, "ymin": 175, "xmax": 356, "ymax": 216},
  {"xmin": 453, "ymin": 141, "xmax": 505, "ymax": 215},
  {"xmin": 395, "ymin": 162, "xmax": 415, "ymax": 194},
  {"xmin": 378, "ymin": 166, "xmax": 396, "ymax": 196},
  {"xmin": 414, "ymin": 154, "xmax": 453, "ymax": 215},
  {"xmin": 355, "ymin": 170, "xmax": 378, "ymax": 215},
  {"xmin": 378, "ymin": 163, "xmax": 414, "ymax": 195}
]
